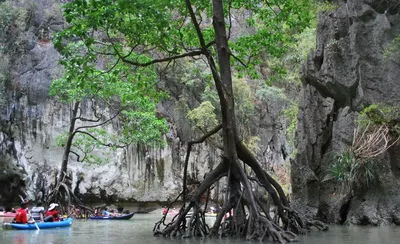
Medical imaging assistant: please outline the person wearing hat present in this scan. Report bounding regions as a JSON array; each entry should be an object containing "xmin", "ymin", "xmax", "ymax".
[
  {"xmin": 44, "ymin": 203, "xmax": 60, "ymax": 222},
  {"xmin": 14, "ymin": 200, "xmax": 29, "ymax": 224}
]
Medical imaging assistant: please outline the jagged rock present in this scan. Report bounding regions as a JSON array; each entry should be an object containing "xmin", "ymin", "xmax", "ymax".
[{"xmin": 293, "ymin": 0, "xmax": 400, "ymax": 225}]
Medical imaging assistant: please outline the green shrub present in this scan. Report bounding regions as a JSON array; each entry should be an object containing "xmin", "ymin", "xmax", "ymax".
[
  {"xmin": 384, "ymin": 35, "xmax": 400, "ymax": 62},
  {"xmin": 358, "ymin": 104, "xmax": 400, "ymax": 131},
  {"xmin": 282, "ymin": 102, "xmax": 299, "ymax": 147},
  {"xmin": 187, "ymin": 101, "xmax": 218, "ymax": 129},
  {"xmin": 325, "ymin": 149, "xmax": 380, "ymax": 190}
]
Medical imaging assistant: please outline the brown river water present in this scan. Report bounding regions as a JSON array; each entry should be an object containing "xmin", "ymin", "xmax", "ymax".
[{"xmin": 1, "ymin": 213, "xmax": 400, "ymax": 244}]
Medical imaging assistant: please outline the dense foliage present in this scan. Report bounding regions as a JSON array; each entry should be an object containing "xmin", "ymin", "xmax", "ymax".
[{"xmin": 55, "ymin": 0, "xmax": 314, "ymax": 80}]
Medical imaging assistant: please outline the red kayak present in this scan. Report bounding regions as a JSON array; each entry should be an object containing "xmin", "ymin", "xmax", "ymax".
[{"xmin": 0, "ymin": 212, "xmax": 16, "ymax": 217}]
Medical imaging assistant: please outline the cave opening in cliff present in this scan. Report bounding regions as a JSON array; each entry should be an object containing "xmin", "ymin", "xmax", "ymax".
[{"xmin": 339, "ymin": 199, "xmax": 351, "ymax": 225}]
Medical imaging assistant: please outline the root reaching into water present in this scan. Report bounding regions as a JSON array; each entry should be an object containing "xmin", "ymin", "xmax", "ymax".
[
  {"xmin": 153, "ymin": 127, "xmax": 328, "ymax": 242},
  {"xmin": 46, "ymin": 173, "xmax": 93, "ymax": 218}
]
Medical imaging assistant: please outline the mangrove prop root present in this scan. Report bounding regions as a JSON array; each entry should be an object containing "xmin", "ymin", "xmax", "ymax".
[
  {"xmin": 153, "ymin": 161, "xmax": 328, "ymax": 241},
  {"xmin": 46, "ymin": 177, "xmax": 93, "ymax": 217},
  {"xmin": 153, "ymin": 121, "xmax": 328, "ymax": 241}
]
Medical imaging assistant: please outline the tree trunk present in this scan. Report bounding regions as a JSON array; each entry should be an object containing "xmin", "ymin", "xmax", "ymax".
[
  {"xmin": 155, "ymin": 0, "xmax": 328, "ymax": 241},
  {"xmin": 212, "ymin": 0, "xmax": 237, "ymax": 164},
  {"xmin": 59, "ymin": 101, "xmax": 79, "ymax": 183},
  {"xmin": 212, "ymin": 0, "xmax": 259, "ymax": 219}
]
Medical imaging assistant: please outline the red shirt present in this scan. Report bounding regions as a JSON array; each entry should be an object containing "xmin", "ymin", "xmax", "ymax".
[
  {"xmin": 15, "ymin": 208, "xmax": 28, "ymax": 223},
  {"xmin": 46, "ymin": 209, "xmax": 60, "ymax": 221}
]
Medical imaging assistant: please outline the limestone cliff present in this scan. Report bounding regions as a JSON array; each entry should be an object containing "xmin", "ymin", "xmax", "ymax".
[{"xmin": 293, "ymin": 0, "xmax": 400, "ymax": 225}]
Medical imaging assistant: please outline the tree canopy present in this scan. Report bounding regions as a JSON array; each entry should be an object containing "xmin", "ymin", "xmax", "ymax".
[
  {"xmin": 54, "ymin": 0, "xmax": 327, "ymax": 242},
  {"xmin": 55, "ymin": 0, "xmax": 313, "ymax": 77}
]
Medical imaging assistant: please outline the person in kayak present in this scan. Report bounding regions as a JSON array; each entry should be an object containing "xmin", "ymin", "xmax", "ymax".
[
  {"xmin": 102, "ymin": 207, "xmax": 111, "ymax": 217},
  {"xmin": 44, "ymin": 203, "xmax": 60, "ymax": 222},
  {"xmin": 31, "ymin": 201, "xmax": 45, "ymax": 222},
  {"xmin": 94, "ymin": 207, "xmax": 100, "ymax": 216},
  {"xmin": 14, "ymin": 200, "xmax": 29, "ymax": 224}
]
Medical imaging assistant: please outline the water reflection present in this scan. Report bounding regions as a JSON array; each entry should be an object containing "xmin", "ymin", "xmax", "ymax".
[
  {"xmin": 1, "ymin": 214, "xmax": 400, "ymax": 244},
  {"xmin": 299, "ymin": 225, "xmax": 400, "ymax": 244},
  {"xmin": 2, "ymin": 227, "xmax": 72, "ymax": 244}
]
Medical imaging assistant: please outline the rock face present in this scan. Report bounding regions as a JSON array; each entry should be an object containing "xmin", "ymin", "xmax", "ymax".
[
  {"xmin": 0, "ymin": 0, "xmax": 290, "ymax": 209},
  {"xmin": 293, "ymin": 0, "xmax": 400, "ymax": 225}
]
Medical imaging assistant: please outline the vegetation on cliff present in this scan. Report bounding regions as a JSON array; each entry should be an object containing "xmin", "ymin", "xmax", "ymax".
[
  {"xmin": 0, "ymin": 0, "xmax": 37, "ymax": 110},
  {"xmin": 325, "ymin": 104, "xmax": 400, "ymax": 192}
]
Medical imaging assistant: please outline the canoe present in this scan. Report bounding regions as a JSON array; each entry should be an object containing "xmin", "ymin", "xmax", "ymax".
[
  {"xmin": 0, "ymin": 212, "xmax": 16, "ymax": 217},
  {"xmin": 2, "ymin": 218, "xmax": 73, "ymax": 230},
  {"xmin": 162, "ymin": 210, "xmax": 179, "ymax": 216},
  {"xmin": 204, "ymin": 212, "xmax": 217, "ymax": 217},
  {"xmin": 186, "ymin": 212, "xmax": 222, "ymax": 218},
  {"xmin": 89, "ymin": 212, "xmax": 135, "ymax": 220}
]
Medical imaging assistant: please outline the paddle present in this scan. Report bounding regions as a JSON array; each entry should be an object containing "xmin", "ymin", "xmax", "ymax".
[
  {"xmin": 28, "ymin": 211, "xmax": 39, "ymax": 230},
  {"xmin": 32, "ymin": 218, "xmax": 40, "ymax": 230}
]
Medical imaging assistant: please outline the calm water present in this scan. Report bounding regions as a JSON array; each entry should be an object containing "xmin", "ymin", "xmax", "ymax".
[{"xmin": 1, "ymin": 213, "xmax": 400, "ymax": 244}]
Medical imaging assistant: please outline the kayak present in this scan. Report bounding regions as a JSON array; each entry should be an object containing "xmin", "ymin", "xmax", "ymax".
[
  {"xmin": 166, "ymin": 211, "xmax": 179, "ymax": 215},
  {"xmin": 89, "ymin": 212, "xmax": 134, "ymax": 220},
  {"xmin": 186, "ymin": 212, "xmax": 222, "ymax": 218},
  {"xmin": 2, "ymin": 218, "xmax": 73, "ymax": 230},
  {"xmin": 0, "ymin": 212, "xmax": 16, "ymax": 217},
  {"xmin": 204, "ymin": 212, "xmax": 217, "ymax": 217}
]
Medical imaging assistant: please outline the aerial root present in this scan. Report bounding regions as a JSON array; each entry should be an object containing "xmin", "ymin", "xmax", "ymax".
[
  {"xmin": 247, "ymin": 215, "xmax": 299, "ymax": 243},
  {"xmin": 156, "ymin": 210, "xmax": 209, "ymax": 238},
  {"xmin": 154, "ymin": 199, "xmax": 328, "ymax": 242},
  {"xmin": 307, "ymin": 220, "xmax": 329, "ymax": 231},
  {"xmin": 152, "ymin": 137, "xmax": 329, "ymax": 242}
]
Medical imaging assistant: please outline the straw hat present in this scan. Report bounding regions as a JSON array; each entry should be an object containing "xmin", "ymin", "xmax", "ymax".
[{"xmin": 48, "ymin": 203, "xmax": 59, "ymax": 211}]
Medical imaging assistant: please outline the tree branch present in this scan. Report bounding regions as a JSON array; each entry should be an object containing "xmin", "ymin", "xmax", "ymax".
[
  {"xmin": 184, "ymin": 0, "xmax": 227, "ymax": 109},
  {"xmin": 77, "ymin": 103, "xmax": 105, "ymax": 122},
  {"xmin": 69, "ymin": 150, "xmax": 83, "ymax": 162},
  {"xmin": 103, "ymin": 28, "xmax": 205, "ymax": 66},
  {"xmin": 120, "ymin": 50, "xmax": 204, "ymax": 66},
  {"xmin": 227, "ymin": 0, "xmax": 233, "ymax": 40},
  {"xmin": 75, "ymin": 111, "xmax": 121, "ymax": 131},
  {"xmin": 183, "ymin": 124, "xmax": 223, "ymax": 205},
  {"xmin": 76, "ymin": 115, "xmax": 102, "ymax": 123},
  {"xmin": 74, "ymin": 130, "xmax": 126, "ymax": 148},
  {"xmin": 230, "ymin": 53, "xmax": 247, "ymax": 67}
]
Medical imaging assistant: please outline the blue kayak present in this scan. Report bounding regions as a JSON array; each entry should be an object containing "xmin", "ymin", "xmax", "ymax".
[{"xmin": 2, "ymin": 218, "xmax": 73, "ymax": 230}]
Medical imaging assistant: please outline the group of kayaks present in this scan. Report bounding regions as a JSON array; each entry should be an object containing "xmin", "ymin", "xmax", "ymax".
[{"xmin": 1, "ymin": 212, "xmax": 135, "ymax": 230}]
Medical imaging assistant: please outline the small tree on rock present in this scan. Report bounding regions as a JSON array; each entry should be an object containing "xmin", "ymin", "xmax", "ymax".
[{"xmin": 48, "ymin": 40, "xmax": 168, "ymax": 212}]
